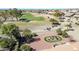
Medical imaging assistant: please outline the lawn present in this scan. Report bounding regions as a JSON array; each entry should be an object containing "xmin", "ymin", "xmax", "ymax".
[{"xmin": 21, "ymin": 13, "xmax": 45, "ymax": 21}]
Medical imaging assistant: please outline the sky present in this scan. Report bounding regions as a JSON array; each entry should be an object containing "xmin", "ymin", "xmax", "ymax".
[{"xmin": 0, "ymin": 0, "xmax": 78, "ymax": 9}]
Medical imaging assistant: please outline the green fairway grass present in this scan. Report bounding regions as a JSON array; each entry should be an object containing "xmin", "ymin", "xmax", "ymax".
[{"xmin": 21, "ymin": 13, "xmax": 45, "ymax": 21}]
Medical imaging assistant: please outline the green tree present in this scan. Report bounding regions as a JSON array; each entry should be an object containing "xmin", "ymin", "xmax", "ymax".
[
  {"xmin": 0, "ymin": 38, "xmax": 16, "ymax": 51},
  {"xmin": 1, "ymin": 23, "xmax": 21, "ymax": 49},
  {"xmin": 1, "ymin": 23, "xmax": 20, "ymax": 38}
]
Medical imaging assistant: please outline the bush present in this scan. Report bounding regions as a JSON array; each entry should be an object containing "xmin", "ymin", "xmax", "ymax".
[
  {"xmin": 53, "ymin": 13, "xmax": 62, "ymax": 17},
  {"xmin": 50, "ymin": 19, "xmax": 58, "ymax": 23},
  {"xmin": 56, "ymin": 28, "xmax": 69, "ymax": 38},
  {"xmin": 0, "ymin": 38, "xmax": 16, "ymax": 50},
  {"xmin": 0, "ymin": 39, "xmax": 9, "ymax": 48},
  {"xmin": 23, "ymin": 29, "xmax": 32, "ymax": 38},
  {"xmin": 23, "ymin": 29, "xmax": 36, "ymax": 43},
  {"xmin": 50, "ymin": 18, "xmax": 60, "ymax": 27},
  {"xmin": 62, "ymin": 31, "xmax": 69, "ymax": 38},
  {"xmin": 44, "ymin": 36, "xmax": 62, "ymax": 43},
  {"xmin": 56, "ymin": 28, "xmax": 62, "ymax": 35},
  {"xmin": 20, "ymin": 44, "xmax": 33, "ymax": 51}
]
